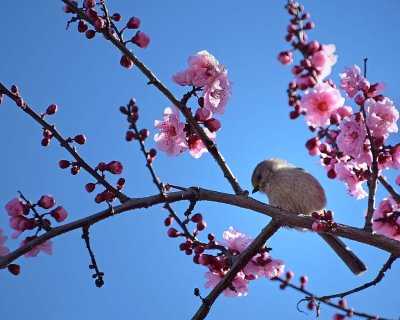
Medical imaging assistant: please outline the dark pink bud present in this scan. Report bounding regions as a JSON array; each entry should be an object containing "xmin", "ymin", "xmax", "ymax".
[
  {"xmin": 38, "ymin": 195, "xmax": 56, "ymax": 209},
  {"xmin": 74, "ymin": 134, "xmax": 87, "ymax": 145},
  {"xmin": 301, "ymin": 12, "xmax": 310, "ymax": 20},
  {"xmin": 120, "ymin": 55, "xmax": 133, "ymax": 69},
  {"xmin": 148, "ymin": 148, "xmax": 157, "ymax": 158},
  {"xmin": 303, "ymin": 21, "xmax": 314, "ymax": 29},
  {"xmin": 85, "ymin": 30, "xmax": 96, "ymax": 39},
  {"xmin": 50, "ymin": 206, "xmax": 68, "ymax": 222},
  {"xmin": 83, "ymin": 0, "xmax": 95, "ymax": 8},
  {"xmin": 278, "ymin": 51, "xmax": 293, "ymax": 65},
  {"xmin": 71, "ymin": 165, "xmax": 80, "ymax": 175},
  {"xmin": 106, "ymin": 161, "xmax": 123, "ymax": 174},
  {"xmin": 300, "ymin": 275, "xmax": 308, "ymax": 285},
  {"xmin": 197, "ymin": 221, "xmax": 207, "ymax": 231},
  {"xmin": 7, "ymin": 264, "xmax": 20, "ymax": 276},
  {"xmin": 287, "ymin": 24, "xmax": 296, "ymax": 33},
  {"xmin": 41, "ymin": 138, "xmax": 50, "ymax": 147},
  {"xmin": 78, "ymin": 20, "xmax": 88, "ymax": 33},
  {"xmin": 338, "ymin": 299, "xmax": 347, "ymax": 308},
  {"xmin": 191, "ymin": 213, "xmax": 203, "ymax": 223},
  {"xmin": 307, "ymin": 300, "xmax": 315, "ymax": 310},
  {"xmin": 131, "ymin": 31, "xmax": 150, "ymax": 48},
  {"xmin": 58, "ymin": 160, "xmax": 70, "ymax": 169},
  {"xmin": 207, "ymin": 233, "xmax": 215, "ymax": 241},
  {"xmin": 325, "ymin": 210, "xmax": 334, "ymax": 221},
  {"xmin": 327, "ymin": 169, "xmax": 337, "ymax": 179},
  {"xmin": 127, "ymin": 16, "xmax": 141, "ymax": 29},
  {"xmin": 286, "ymin": 270, "xmax": 294, "ymax": 281},
  {"xmin": 117, "ymin": 178, "xmax": 125, "ymax": 190},
  {"xmin": 204, "ymin": 118, "xmax": 221, "ymax": 132},
  {"xmin": 305, "ymin": 137, "xmax": 318, "ymax": 150},
  {"xmin": 194, "ymin": 245, "xmax": 205, "ymax": 255},
  {"xmin": 289, "ymin": 110, "xmax": 300, "ymax": 119},
  {"xmin": 358, "ymin": 79, "xmax": 370, "ymax": 92},
  {"xmin": 11, "ymin": 85, "xmax": 18, "ymax": 93},
  {"xmin": 140, "ymin": 129, "xmax": 149, "ymax": 139},
  {"xmin": 85, "ymin": 183, "xmax": 96, "ymax": 193},
  {"xmin": 94, "ymin": 192, "xmax": 105, "ymax": 203},
  {"xmin": 164, "ymin": 216, "xmax": 173, "ymax": 226},
  {"xmin": 94, "ymin": 17, "xmax": 105, "ymax": 30},
  {"xmin": 125, "ymin": 131, "xmax": 136, "ymax": 141},
  {"xmin": 167, "ymin": 228, "xmax": 180, "ymax": 238},
  {"xmin": 307, "ymin": 40, "xmax": 320, "ymax": 53},
  {"xmin": 111, "ymin": 13, "xmax": 121, "ymax": 21},
  {"xmin": 354, "ymin": 94, "xmax": 365, "ymax": 106}
]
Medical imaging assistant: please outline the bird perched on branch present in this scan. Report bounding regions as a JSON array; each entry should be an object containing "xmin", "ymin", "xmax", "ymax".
[{"xmin": 251, "ymin": 158, "xmax": 367, "ymax": 275}]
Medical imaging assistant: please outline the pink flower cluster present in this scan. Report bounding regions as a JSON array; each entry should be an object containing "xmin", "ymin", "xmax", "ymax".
[
  {"xmin": 3, "ymin": 194, "xmax": 69, "ymax": 258},
  {"xmin": 204, "ymin": 228, "xmax": 284, "ymax": 297},
  {"xmin": 372, "ymin": 196, "xmax": 400, "ymax": 240},
  {"xmin": 155, "ymin": 51, "xmax": 230, "ymax": 158}
]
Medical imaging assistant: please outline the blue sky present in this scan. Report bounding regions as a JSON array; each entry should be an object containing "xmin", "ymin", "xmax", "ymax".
[{"xmin": 1, "ymin": 1, "xmax": 400, "ymax": 319}]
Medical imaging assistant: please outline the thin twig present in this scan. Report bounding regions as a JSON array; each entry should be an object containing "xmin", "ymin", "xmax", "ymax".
[
  {"xmin": 0, "ymin": 82, "xmax": 129, "ymax": 203},
  {"xmin": 317, "ymin": 254, "xmax": 397, "ymax": 301},
  {"xmin": 82, "ymin": 225, "xmax": 104, "ymax": 287},
  {"xmin": 271, "ymin": 277, "xmax": 391, "ymax": 320},
  {"xmin": 61, "ymin": 0, "xmax": 243, "ymax": 196}
]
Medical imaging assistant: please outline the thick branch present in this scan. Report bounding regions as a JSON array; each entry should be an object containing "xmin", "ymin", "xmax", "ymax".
[
  {"xmin": 192, "ymin": 219, "xmax": 281, "ymax": 320},
  {"xmin": 2, "ymin": 188, "xmax": 400, "ymax": 269},
  {"xmin": 0, "ymin": 82, "xmax": 129, "ymax": 203},
  {"xmin": 61, "ymin": 0, "xmax": 243, "ymax": 195}
]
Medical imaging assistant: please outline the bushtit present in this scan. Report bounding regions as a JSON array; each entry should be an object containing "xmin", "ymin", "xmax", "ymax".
[{"xmin": 251, "ymin": 158, "xmax": 367, "ymax": 275}]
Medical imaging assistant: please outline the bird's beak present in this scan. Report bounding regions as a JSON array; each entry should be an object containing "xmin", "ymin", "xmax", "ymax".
[{"xmin": 252, "ymin": 185, "xmax": 259, "ymax": 194}]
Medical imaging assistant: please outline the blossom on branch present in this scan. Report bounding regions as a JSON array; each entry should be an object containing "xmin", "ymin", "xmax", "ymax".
[
  {"xmin": 311, "ymin": 44, "xmax": 337, "ymax": 81},
  {"xmin": 203, "ymin": 75, "xmax": 232, "ymax": 115},
  {"xmin": 364, "ymin": 98, "xmax": 399, "ymax": 140},
  {"xmin": 21, "ymin": 237, "xmax": 53, "ymax": 258},
  {"xmin": 372, "ymin": 196, "xmax": 400, "ymax": 240},
  {"xmin": 154, "ymin": 107, "xmax": 188, "ymax": 156},
  {"xmin": 301, "ymin": 83, "xmax": 344, "ymax": 127}
]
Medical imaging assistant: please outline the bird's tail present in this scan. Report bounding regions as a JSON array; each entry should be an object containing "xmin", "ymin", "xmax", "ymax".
[{"xmin": 319, "ymin": 233, "xmax": 367, "ymax": 275}]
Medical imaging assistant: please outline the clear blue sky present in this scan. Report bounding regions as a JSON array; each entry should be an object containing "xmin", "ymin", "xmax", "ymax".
[{"xmin": 1, "ymin": 1, "xmax": 400, "ymax": 319}]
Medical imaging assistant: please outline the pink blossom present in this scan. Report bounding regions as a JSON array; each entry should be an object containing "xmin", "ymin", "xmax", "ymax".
[
  {"xmin": 365, "ymin": 98, "xmax": 399, "ymax": 140},
  {"xmin": 387, "ymin": 145, "xmax": 400, "ymax": 169},
  {"xmin": 172, "ymin": 50, "xmax": 225, "ymax": 87},
  {"xmin": 204, "ymin": 271, "xmax": 248, "ymax": 297},
  {"xmin": 51, "ymin": 206, "xmax": 68, "ymax": 222},
  {"xmin": 334, "ymin": 161, "xmax": 367, "ymax": 199},
  {"xmin": 5, "ymin": 198, "xmax": 24, "ymax": 216},
  {"xmin": 336, "ymin": 106, "xmax": 353, "ymax": 119},
  {"xmin": 106, "ymin": 161, "xmax": 123, "ymax": 174},
  {"xmin": 188, "ymin": 129, "xmax": 216, "ymax": 159},
  {"xmin": 310, "ymin": 44, "xmax": 337, "ymax": 81},
  {"xmin": 222, "ymin": 227, "xmax": 252, "ymax": 252},
  {"xmin": 203, "ymin": 75, "xmax": 232, "ymax": 115},
  {"xmin": 0, "ymin": 228, "xmax": 10, "ymax": 256},
  {"xmin": 9, "ymin": 215, "xmax": 36, "ymax": 239},
  {"xmin": 301, "ymin": 83, "xmax": 344, "ymax": 127},
  {"xmin": 154, "ymin": 107, "xmax": 188, "ymax": 156},
  {"xmin": 38, "ymin": 195, "xmax": 56, "ymax": 209},
  {"xmin": 244, "ymin": 254, "xmax": 285, "ymax": 279},
  {"xmin": 339, "ymin": 65, "xmax": 362, "ymax": 98},
  {"xmin": 132, "ymin": 31, "xmax": 150, "ymax": 48},
  {"xmin": 337, "ymin": 114, "xmax": 368, "ymax": 162},
  {"xmin": 372, "ymin": 197, "xmax": 400, "ymax": 240},
  {"xmin": 21, "ymin": 238, "xmax": 53, "ymax": 258}
]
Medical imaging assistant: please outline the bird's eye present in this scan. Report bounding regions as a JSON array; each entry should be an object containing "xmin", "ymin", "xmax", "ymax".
[{"xmin": 257, "ymin": 174, "xmax": 262, "ymax": 181}]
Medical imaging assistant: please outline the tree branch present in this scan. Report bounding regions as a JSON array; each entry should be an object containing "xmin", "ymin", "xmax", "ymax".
[
  {"xmin": 0, "ymin": 82, "xmax": 129, "ymax": 203},
  {"xmin": 60, "ymin": 0, "xmax": 243, "ymax": 196},
  {"xmin": 2, "ymin": 188, "xmax": 400, "ymax": 268}
]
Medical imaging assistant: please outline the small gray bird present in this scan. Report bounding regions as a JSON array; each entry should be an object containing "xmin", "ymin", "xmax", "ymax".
[{"xmin": 251, "ymin": 158, "xmax": 367, "ymax": 275}]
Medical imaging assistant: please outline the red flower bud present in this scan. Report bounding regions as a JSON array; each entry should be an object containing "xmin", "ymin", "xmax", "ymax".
[
  {"xmin": 126, "ymin": 16, "xmax": 141, "ymax": 29},
  {"xmin": 74, "ymin": 134, "xmax": 87, "ymax": 145},
  {"xmin": 38, "ymin": 195, "xmax": 56, "ymax": 209},
  {"xmin": 85, "ymin": 183, "xmax": 96, "ymax": 193},
  {"xmin": 7, "ymin": 264, "xmax": 21, "ymax": 276},
  {"xmin": 106, "ymin": 161, "xmax": 123, "ymax": 174},
  {"xmin": 50, "ymin": 206, "xmax": 68, "ymax": 222},
  {"xmin": 120, "ymin": 55, "xmax": 133, "ymax": 69},
  {"xmin": 167, "ymin": 228, "xmax": 180, "ymax": 238}
]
